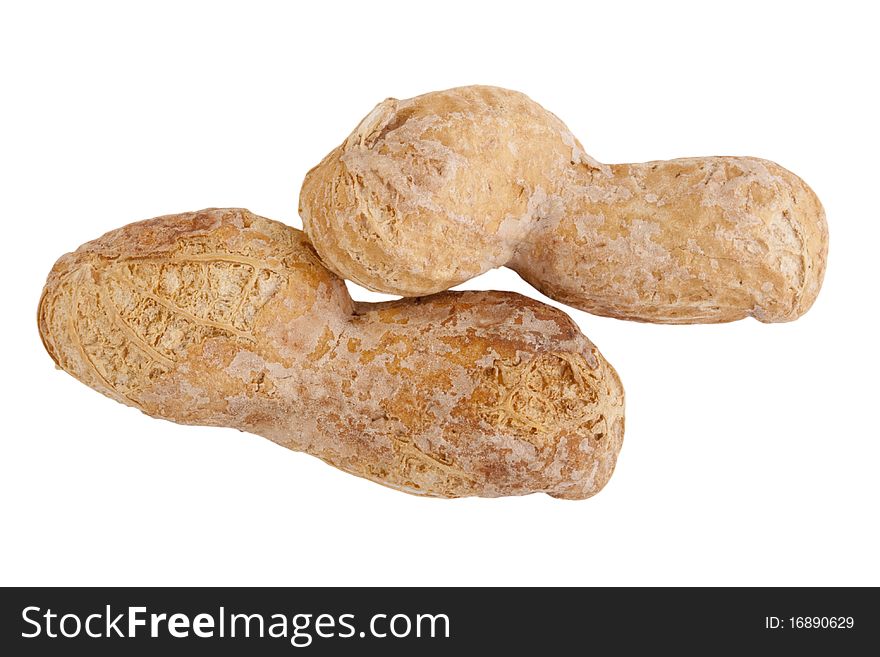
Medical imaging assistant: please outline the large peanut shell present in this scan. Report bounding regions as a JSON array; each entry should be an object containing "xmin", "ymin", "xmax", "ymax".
[{"xmin": 38, "ymin": 209, "xmax": 624, "ymax": 499}]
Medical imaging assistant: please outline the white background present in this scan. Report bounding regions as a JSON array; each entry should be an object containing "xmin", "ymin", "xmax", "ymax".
[{"xmin": 1, "ymin": 1, "xmax": 877, "ymax": 586}]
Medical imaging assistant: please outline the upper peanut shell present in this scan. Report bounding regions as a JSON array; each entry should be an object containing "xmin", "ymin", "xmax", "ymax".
[{"xmin": 300, "ymin": 85, "xmax": 827, "ymax": 323}]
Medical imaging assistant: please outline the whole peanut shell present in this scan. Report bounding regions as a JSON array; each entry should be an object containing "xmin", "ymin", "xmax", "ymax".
[
  {"xmin": 300, "ymin": 85, "xmax": 828, "ymax": 323},
  {"xmin": 38, "ymin": 209, "xmax": 624, "ymax": 499}
]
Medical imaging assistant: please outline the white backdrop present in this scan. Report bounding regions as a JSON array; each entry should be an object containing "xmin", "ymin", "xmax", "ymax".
[{"xmin": 1, "ymin": 1, "xmax": 877, "ymax": 586}]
